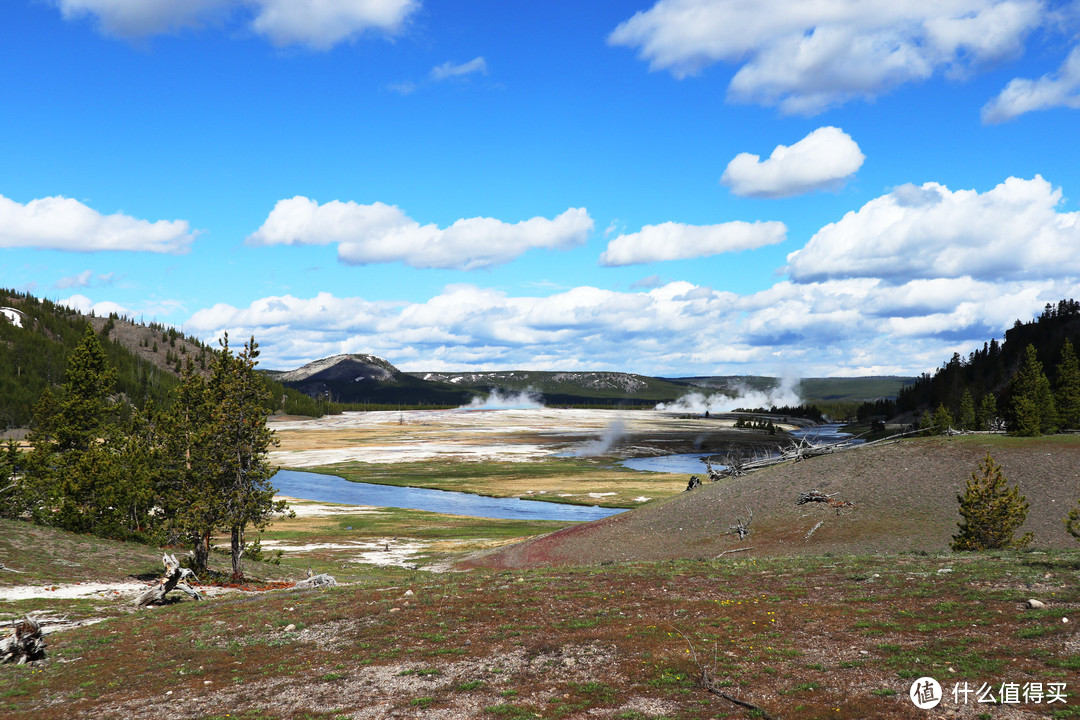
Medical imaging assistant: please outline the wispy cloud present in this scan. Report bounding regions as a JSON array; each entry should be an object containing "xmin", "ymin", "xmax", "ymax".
[
  {"xmin": 431, "ymin": 56, "xmax": 488, "ymax": 81},
  {"xmin": 56, "ymin": 270, "xmax": 116, "ymax": 289},
  {"xmin": 982, "ymin": 45, "xmax": 1080, "ymax": 123},
  {"xmin": 391, "ymin": 56, "xmax": 490, "ymax": 94}
]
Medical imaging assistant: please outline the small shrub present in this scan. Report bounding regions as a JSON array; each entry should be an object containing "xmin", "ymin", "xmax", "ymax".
[{"xmin": 950, "ymin": 453, "xmax": 1032, "ymax": 551}]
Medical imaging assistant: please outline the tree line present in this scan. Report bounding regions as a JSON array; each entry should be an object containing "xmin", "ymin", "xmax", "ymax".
[{"xmin": 0, "ymin": 326, "xmax": 287, "ymax": 580}]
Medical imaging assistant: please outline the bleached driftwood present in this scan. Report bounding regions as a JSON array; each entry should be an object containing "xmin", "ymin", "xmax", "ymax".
[
  {"xmin": 293, "ymin": 573, "xmax": 337, "ymax": 590},
  {"xmin": 135, "ymin": 553, "xmax": 202, "ymax": 607},
  {"xmin": 716, "ymin": 546, "xmax": 753, "ymax": 558},
  {"xmin": 1, "ymin": 617, "xmax": 46, "ymax": 664},
  {"xmin": 0, "ymin": 562, "xmax": 26, "ymax": 573},
  {"xmin": 804, "ymin": 520, "xmax": 824, "ymax": 541}
]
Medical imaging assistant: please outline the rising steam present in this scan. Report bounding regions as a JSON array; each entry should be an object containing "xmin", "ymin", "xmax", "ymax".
[
  {"xmin": 464, "ymin": 388, "xmax": 545, "ymax": 410},
  {"xmin": 573, "ymin": 419, "xmax": 626, "ymax": 457},
  {"xmin": 656, "ymin": 374, "xmax": 802, "ymax": 414}
]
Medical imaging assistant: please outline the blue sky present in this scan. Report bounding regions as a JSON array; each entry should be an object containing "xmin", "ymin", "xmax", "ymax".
[{"xmin": 4, "ymin": 1, "xmax": 1080, "ymax": 377}]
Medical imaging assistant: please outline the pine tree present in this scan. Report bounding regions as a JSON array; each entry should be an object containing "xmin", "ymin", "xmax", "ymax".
[
  {"xmin": 159, "ymin": 362, "xmax": 219, "ymax": 573},
  {"xmin": 205, "ymin": 335, "xmax": 288, "ymax": 579},
  {"xmin": 22, "ymin": 326, "xmax": 154, "ymax": 538},
  {"xmin": 1065, "ymin": 500, "xmax": 1080, "ymax": 545},
  {"xmin": 1055, "ymin": 339, "xmax": 1080, "ymax": 430},
  {"xmin": 977, "ymin": 393, "xmax": 997, "ymax": 431},
  {"xmin": 1010, "ymin": 344, "xmax": 1057, "ymax": 436},
  {"xmin": 931, "ymin": 403, "xmax": 953, "ymax": 434},
  {"xmin": 957, "ymin": 389, "xmax": 976, "ymax": 430},
  {"xmin": 0, "ymin": 440, "xmax": 21, "ymax": 519},
  {"xmin": 951, "ymin": 453, "xmax": 1033, "ymax": 551}
]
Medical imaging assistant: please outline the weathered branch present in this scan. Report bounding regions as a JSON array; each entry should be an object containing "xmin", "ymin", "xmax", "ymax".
[
  {"xmin": 1, "ymin": 617, "xmax": 46, "ymax": 664},
  {"xmin": 136, "ymin": 553, "xmax": 202, "ymax": 607},
  {"xmin": 716, "ymin": 546, "xmax": 753, "ymax": 557},
  {"xmin": 0, "ymin": 562, "xmax": 27, "ymax": 573},
  {"xmin": 673, "ymin": 628, "xmax": 779, "ymax": 720}
]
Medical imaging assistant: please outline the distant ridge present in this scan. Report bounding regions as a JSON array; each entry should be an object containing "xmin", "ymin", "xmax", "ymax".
[
  {"xmin": 266, "ymin": 354, "xmax": 476, "ymax": 406},
  {"xmin": 275, "ymin": 354, "xmax": 399, "ymax": 383}
]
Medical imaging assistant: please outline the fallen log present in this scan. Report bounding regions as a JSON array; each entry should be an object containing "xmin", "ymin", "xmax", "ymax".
[
  {"xmin": 135, "ymin": 553, "xmax": 202, "ymax": 607},
  {"xmin": 1, "ymin": 617, "xmax": 46, "ymax": 664}
]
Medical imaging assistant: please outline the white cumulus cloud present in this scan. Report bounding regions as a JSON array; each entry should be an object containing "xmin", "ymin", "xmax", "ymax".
[
  {"xmin": 608, "ymin": 0, "xmax": 1045, "ymax": 114},
  {"xmin": 54, "ymin": 0, "xmax": 417, "ymax": 49},
  {"xmin": 0, "ymin": 194, "xmax": 196, "ymax": 253},
  {"xmin": 600, "ymin": 220, "xmax": 786, "ymax": 266},
  {"xmin": 982, "ymin": 45, "xmax": 1080, "ymax": 123},
  {"xmin": 248, "ymin": 196, "xmax": 593, "ymax": 270},
  {"xmin": 178, "ymin": 273, "xmax": 1080, "ymax": 378},
  {"xmin": 786, "ymin": 175, "xmax": 1080, "ymax": 283},
  {"xmin": 250, "ymin": 0, "xmax": 417, "ymax": 49},
  {"xmin": 721, "ymin": 126, "xmax": 865, "ymax": 198}
]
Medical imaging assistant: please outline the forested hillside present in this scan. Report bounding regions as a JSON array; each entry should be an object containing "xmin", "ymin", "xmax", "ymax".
[
  {"xmin": 0, "ymin": 289, "xmax": 323, "ymax": 429},
  {"xmin": 892, "ymin": 299, "xmax": 1080, "ymax": 432},
  {"xmin": 0, "ymin": 290, "xmax": 183, "ymax": 428}
]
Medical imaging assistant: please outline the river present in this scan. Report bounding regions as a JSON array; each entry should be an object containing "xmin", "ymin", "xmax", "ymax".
[{"xmin": 271, "ymin": 469, "xmax": 624, "ymax": 522}]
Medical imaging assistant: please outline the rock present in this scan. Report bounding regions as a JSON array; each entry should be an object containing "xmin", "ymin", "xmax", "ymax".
[
  {"xmin": 1027, "ymin": 599, "xmax": 1047, "ymax": 609},
  {"xmin": 283, "ymin": 624, "xmax": 296, "ymax": 632}
]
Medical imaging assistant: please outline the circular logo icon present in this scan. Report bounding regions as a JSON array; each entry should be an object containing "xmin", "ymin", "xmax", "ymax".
[{"xmin": 909, "ymin": 677, "xmax": 942, "ymax": 709}]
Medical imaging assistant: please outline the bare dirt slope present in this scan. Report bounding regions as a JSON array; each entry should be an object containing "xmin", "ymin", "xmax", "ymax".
[{"xmin": 465, "ymin": 435, "xmax": 1080, "ymax": 568}]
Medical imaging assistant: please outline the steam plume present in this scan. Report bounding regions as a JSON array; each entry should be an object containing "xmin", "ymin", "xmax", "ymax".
[
  {"xmin": 656, "ymin": 374, "xmax": 802, "ymax": 413},
  {"xmin": 464, "ymin": 389, "xmax": 545, "ymax": 410}
]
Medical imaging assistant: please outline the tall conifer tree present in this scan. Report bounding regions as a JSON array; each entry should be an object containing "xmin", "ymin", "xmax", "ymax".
[{"xmin": 1010, "ymin": 344, "xmax": 1057, "ymax": 436}]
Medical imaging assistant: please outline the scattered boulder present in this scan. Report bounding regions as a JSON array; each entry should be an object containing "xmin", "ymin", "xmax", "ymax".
[{"xmin": 1027, "ymin": 599, "xmax": 1047, "ymax": 610}]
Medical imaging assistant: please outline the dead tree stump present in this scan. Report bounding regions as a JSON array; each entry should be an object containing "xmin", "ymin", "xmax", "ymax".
[
  {"xmin": 136, "ymin": 553, "xmax": 202, "ymax": 607},
  {"xmin": 1, "ymin": 617, "xmax": 46, "ymax": 664}
]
